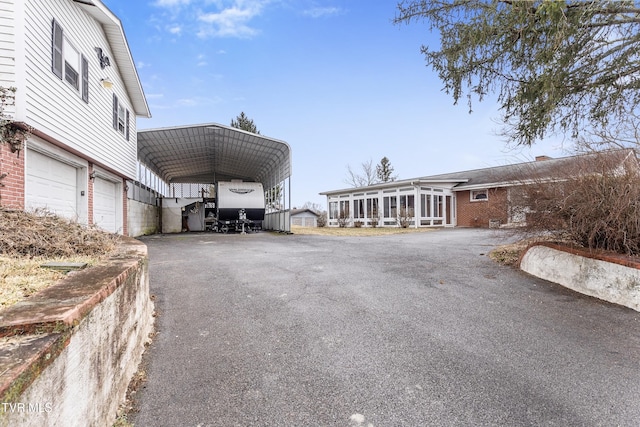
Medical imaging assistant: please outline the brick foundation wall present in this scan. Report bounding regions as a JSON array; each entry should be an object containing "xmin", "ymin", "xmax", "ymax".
[
  {"xmin": 0, "ymin": 142, "xmax": 25, "ymax": 209},
  {"xmin": 456, "ymin": 188, "xmax": 508, "ymax": 227}
]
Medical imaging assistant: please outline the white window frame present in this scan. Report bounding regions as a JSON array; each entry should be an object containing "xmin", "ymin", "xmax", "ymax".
[
  {"xmin": 112, "ymin": 94, "xmax": 130, "ymax": 140},
  {"xmin": 117, "ymin": 103, "xmax": 126, "ymax": 134},
  {"xmin": 470, "ymin": 189, "xmax": 488, "ymax": 201},
  {"xmin": 63, "ymin": 38, "xmax": 80, "ymax": 90},
  {"xmin": 52, "ymin": 19, "xmax": 89, "ymax": 103}
]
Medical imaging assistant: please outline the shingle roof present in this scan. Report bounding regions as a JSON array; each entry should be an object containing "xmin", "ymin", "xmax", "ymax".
[
  {"xmin": 437, "ymin": 149, "xmax": 636, "ymax": 190},
  {"xmin": 290, "ymin": 209, "xmax": 320, "ymax": 217},
  {"xmin": 320, "ymin": 149, "xmax": 636, "ymax": 196}
]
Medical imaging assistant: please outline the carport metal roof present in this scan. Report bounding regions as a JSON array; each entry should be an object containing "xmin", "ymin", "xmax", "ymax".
[{"xmin": 137, "ymin": 123, "xmax": 291, "ymax": 188}]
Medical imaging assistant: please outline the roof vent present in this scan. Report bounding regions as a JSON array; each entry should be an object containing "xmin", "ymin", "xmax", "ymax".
[{"xmin": 535, "ymin": 155, "xmax": 553, "ymax": 161}]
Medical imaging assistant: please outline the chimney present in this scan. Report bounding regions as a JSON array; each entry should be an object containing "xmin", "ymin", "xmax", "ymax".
[{"xmin": 535, "ymin": 155, "xmax": 553, "ymax": 161}]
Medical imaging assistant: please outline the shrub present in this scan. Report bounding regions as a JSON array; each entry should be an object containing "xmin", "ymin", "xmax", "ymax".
[
  {"xmin": 316, "ymin": 212, "xmax": 327, "ymax": 228},
  {"xmin": 397, "ymin": 207, "xmax": 412, "ymax": 228},
  {"xmin": 508, "ymin": 151, "xmax": 640, "ymax": 255},
  {"xmin": 337, "ymin": 210, "xmax": 348, "ymax": 228}
]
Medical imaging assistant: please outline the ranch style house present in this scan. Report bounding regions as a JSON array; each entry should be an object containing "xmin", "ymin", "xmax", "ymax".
[{"xmin": 321, "ymin": 150, "xmax": 638, "ymax": 229}]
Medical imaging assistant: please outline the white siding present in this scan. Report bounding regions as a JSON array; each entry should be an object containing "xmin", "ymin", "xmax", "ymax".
[
  {"xmin": 0, "ymin": 0, "xmax": 16, "ymax": 115},
  {"xmin": 21, "ymin": 0, "xmax": 137, "ymax": 179}
]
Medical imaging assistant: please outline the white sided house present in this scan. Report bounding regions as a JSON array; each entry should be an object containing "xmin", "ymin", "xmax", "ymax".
[{"xmin": 0, "ymin": 0, "xmax": 150, "ymax": 234}]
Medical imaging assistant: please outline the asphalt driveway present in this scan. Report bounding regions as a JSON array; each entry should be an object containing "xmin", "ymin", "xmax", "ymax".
[{"xmin": 133, "ymin": 228, "xmax": 640, "ymax": 426}]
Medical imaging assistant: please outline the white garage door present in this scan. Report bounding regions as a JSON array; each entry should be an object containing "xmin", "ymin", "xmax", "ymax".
[
  {"xmin": 94, "ymin": 177, "xmax": 118, "ymax": 233},
  {"xmin": 26, "ymin": 150, "xmax": 78, "ymax": 219}
]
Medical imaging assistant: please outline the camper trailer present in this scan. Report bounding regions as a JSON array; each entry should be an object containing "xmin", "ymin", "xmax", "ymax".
[{"xmin": 212, "ymin": 181, "xmax": 265, "ymax": 233}]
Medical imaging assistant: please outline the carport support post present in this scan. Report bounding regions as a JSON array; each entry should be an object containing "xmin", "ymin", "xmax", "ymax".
[
  {"xmin": 158, "ymin": 196, "xmax": 163, "ymax": 233},
  {"xmin": 287, "ymin": 176, "xmax": 291, "ymax": 232}
]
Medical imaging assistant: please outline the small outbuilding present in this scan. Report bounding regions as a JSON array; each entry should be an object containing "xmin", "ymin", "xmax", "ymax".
[{"xmin": 290, "ymin": 209, "xmax": 320, "ymax": 227}]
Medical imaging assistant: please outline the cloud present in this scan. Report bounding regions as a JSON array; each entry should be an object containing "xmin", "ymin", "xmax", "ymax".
[
  {"xmin": 176, "ymin": 96, "xmax": 223, "ymax": 107},
  {"xmin": 196, "ymin": 1, "xmax": 268, "ymax": 39},
  {"xmin": 149, "ymin": 0, "xmax": 272, "ymax": 39},
  {"xmin": 153, "ymin": 0, "xmax": 191, "ymax": 7},
  {"xmin": 303, "ymin": 6, "xmax": 343, "ymax": 18},
  {"xmin": 177, "ymin": 98, "xmax": 199, "ymax": 107},
  {"xmin": 168, "ymin": 25, "xmax": 182, "ymax": 35},
  {"xmin": 137, "ymin": 61, "xmax": 150, "ymax": 69}
]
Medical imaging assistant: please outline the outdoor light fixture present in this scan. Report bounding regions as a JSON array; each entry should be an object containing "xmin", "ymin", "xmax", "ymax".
[
  {"xmin": 100, "ymin": 78, "xmax": 113, "ymax": 89},
  {"xmin": 89, "ymin": 171, "xmax": 96, "ymax": 181}
]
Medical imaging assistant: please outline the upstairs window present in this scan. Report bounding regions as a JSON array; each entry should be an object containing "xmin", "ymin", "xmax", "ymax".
[
  {"xmin": 52, "ymin": 19, "xmax": 89, "ymax": 103},
  {"xmin": 63, "ymin": 39, "xmax": 79, "ymax": 89},
  {"xmin": 112, "ymin": 94, "xmax": 130, "ymax": 140}
]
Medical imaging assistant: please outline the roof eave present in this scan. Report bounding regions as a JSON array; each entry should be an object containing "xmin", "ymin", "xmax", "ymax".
[
  {"xmin": 75, "ymin": 0, "xmax": 151, "ymax": 118},
  {"xmin": 320, "ymin": 177, "xmax": 469, "ymax": 196}
]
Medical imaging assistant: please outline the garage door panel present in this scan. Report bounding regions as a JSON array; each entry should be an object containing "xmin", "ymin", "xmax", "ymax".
[
  {"xmin": 26, "ymin": 151, "xmax": 78, "ymax": 219},
  {"xmin": 94, "ymin": 177, "xmax": 118, "ymax": 233}
]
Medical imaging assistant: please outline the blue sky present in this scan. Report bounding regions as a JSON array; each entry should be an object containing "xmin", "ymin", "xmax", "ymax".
[{"xmin": 103, "ymin": 0, "xmax": 567, "ymax": 208}]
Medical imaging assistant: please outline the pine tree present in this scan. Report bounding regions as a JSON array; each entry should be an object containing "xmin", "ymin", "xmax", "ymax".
[
  {"xmin": 394, "ymin": 0, "xmax": 640, "ymax": 147},
  {"xmin": 376, "ymin": 157, "xmax": 396, "ymax": 183},
  {"xmin": 230, "ymin": 112, "xmax": 260, "ymax": 134}
]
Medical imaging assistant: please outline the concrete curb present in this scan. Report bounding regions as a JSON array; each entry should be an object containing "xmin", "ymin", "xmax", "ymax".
[{"xmin": 520, "ymin": 243, "xmax": 640, "ymax": 312}]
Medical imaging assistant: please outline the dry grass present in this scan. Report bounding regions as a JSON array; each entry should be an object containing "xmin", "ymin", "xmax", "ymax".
[
  {"xmin": 0, "ymin": 208, "xmax": 119, "ymax": 309},
  {"xmin": 488, "ymin": 241, "xmax": 530, "ymax": 267},
  {"xmin": 488, "ymin": 235, "xmax": 569, "ymax": 267},
  {"xmin": 291, "ymin": 225, "xmax": 436, "ymax": 236}
]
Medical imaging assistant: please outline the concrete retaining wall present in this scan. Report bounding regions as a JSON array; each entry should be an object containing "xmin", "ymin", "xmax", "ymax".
[
  {"xmin": 128, "ymin": 199, "xmax": 160, "ymax": 237},
  {"xmin": 520, "ymin": 243, "xmax": 640, "ymax": 312},
  {"xmin": 0, "ymin": 238, "xmax": 154, "ymax": 426}
]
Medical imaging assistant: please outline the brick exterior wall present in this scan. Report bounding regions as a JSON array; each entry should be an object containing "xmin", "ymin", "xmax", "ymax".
[
  {"xmin": 456, "ymin": 188, "xmax": 509, "ymax": 227},
  {"xmin": 0, "ymin": 142, "xmax": 25, "ymax": 209}
]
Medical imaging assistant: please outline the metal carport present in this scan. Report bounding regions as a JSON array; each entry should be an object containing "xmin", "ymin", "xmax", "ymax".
[{"xmin": 136, "ymin": 123, "xmax": 292, "ymax": 232}]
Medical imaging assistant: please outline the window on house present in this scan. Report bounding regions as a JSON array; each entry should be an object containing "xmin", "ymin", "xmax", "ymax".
[
  {"xmin": 329, "ymin": 201, "xmax": 339, "ymax": 219},
  {"xmin": 433, "ymin": 195, "xmax": 443, "ymax": 217},
  {"xmin": 112, "ymin": 94, "xmax": 130, "ymax": 140},
  {"xmin": 383, "ymin": 196, "xmax": 397, "ymax": 218},
  {"xmin": 471, "ymin": 189, "xmax": 488, "ymax": 201},
  {"xmin": 52, "ymin": 19, "xmax": 89, "ymax": 103},
  {"xmin": 366, "ymin": 198, "xmax": 378, "ymax": 218},
  {"xmin": 399, "ymin": 194, "xmax": 415, "ymax": 217},
  {"xmin": 63, "ymin": 39, "xmax": 79, "ymax": 89},
  {"xmin": 421, "ymin": 194, "xmax": 432, "ymax": 217},
  {"xmin": 118, "ymin": 103, "xmax": 126, "ymax": 133},
  {"xmin": 354, "ymin": 199, "xmax": 365, "ymax": 219},
  {"xmin": 339, "ymin": 200, "xmax": 350, "ymax": 218}
]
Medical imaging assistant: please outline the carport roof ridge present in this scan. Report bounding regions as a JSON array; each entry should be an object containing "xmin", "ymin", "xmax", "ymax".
[{"xmin": 137, "ymin": 123, "xmax": 291, "ymax": 188}]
